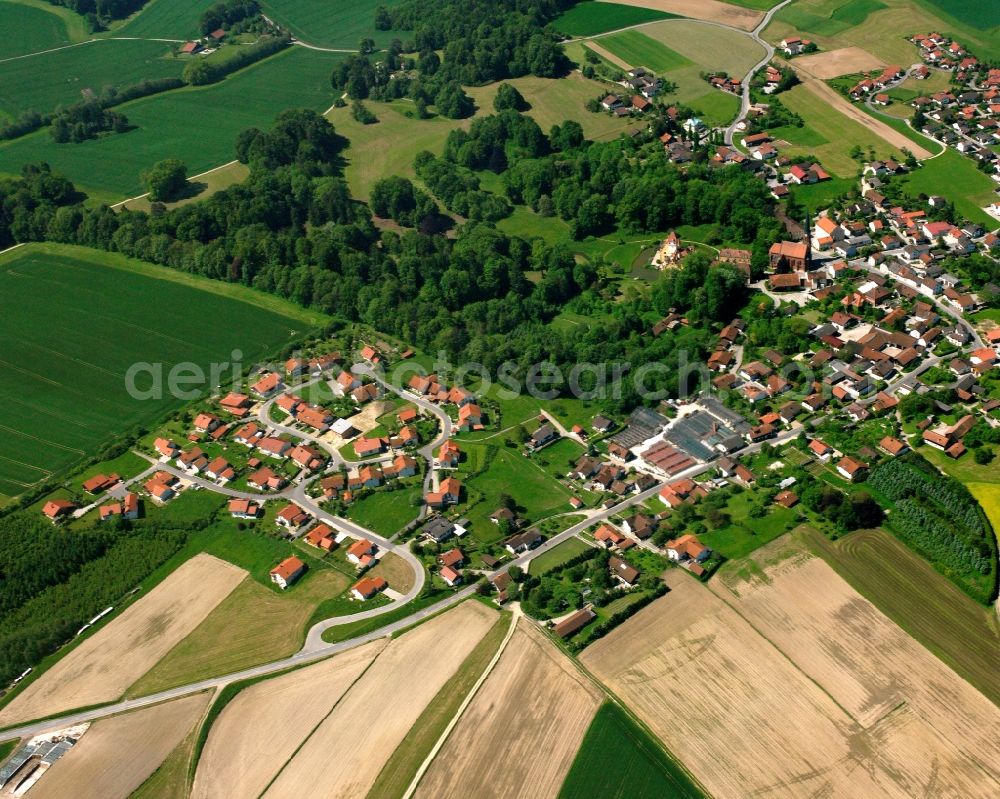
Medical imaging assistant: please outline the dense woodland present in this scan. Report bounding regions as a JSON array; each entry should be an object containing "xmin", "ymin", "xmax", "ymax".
[
  {"xmin": 0, "ymin": 99, "xmax": 777, "ymax": 410},
  {"xmin": 44, "ymin": 0, "xmax": 148, "ymax": 29}
]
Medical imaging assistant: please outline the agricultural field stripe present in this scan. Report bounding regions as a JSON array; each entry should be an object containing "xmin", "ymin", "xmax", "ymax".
[{"xmin": 402, "ymin": 610, "xmax": 520, "ymax": 799}]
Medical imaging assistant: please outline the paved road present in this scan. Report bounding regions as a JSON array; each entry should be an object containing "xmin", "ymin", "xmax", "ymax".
[{"xmin": 724, "ymin": 0, "xmax": 793, "ymax": 146}]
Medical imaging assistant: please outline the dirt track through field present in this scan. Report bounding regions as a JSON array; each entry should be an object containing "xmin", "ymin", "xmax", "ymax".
[
  {"xmin": 413, "ymin": 622, "xmax": 602, "ymax": 799},
  {"xmin": 584, "ymin": 41, "xmax": 633, "ymax": 71},
  {"xmin": 599, "ymin": 0, "xmax": 763, "ymax": 31},
  {"xmin": 31, "ymin": 693, "xmax": 211, "ymax": 799},
  {"xmin": 582, "ymin": 544, "xmax": 1000, "ymax": 799},
  {"xmin": 0, "ymin": 554, "xmax": 245, "ymax": 727},
  {"xmin": 792, "ymin": 46, "xmax": 885, "ymax": 79},
  {"xmin": 800, "ymin": 78, "xmax": 933, "ymax": 159},
  {"xmin": 262, "ymin": 601, "xmax": 497, "ymax": 799},
  {"xmin": 192, "ymin": 640, "xmax": 387, "ymax": 799}
]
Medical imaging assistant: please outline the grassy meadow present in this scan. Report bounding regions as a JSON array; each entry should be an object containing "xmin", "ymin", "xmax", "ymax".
[
  {"xmin": 558, "ymin": 702, "xmax": 706, "ymax": 799},
  {"xmin": 777, "ymin": 82, "xmax": 903, "ymax": 175},
  {"xmin": 638, "ymin": 19, "xmax": 766, "ymax": 78},
  {"xmin": 766, "ymin": 0, "xmax": 1000, "ymax": 64},
  {"xmin": 0, "ymin": 38, "xmax": 183, "ymax": 119},
  {"xmin": 0, "ymin": 46, "xmax": 339, "ymax": 201},
  {"xmin": 801, "ymin": 525, "xmax": 1000, "ymax": 706},
  {"xmin": 0, "ymin": 0, "xmax": 86, "ymax": 60},
  {"xmin": 115, "ymin": 0, "xmax": 212, "ymax": 40},
  {"xmin": 261, "ymin": 0, "xmax": 398, "ymax": 49},
  {"xmin": 0, "ymin": 243, "xmax": 321, "ymax": 501},
  {"xmin": 328, "ymin": 70, "xmax": 634, "ymax": 201}
]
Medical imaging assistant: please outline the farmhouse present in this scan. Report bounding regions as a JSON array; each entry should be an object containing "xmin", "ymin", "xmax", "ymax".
[
  {"xmin": 553, "ymin": 607, "xmax": 596, "ymax": 639},
  {"xmin": 270, "ymin": 556, "xmax": 306, "ymax": 590},
  {"xmin": 666, "ymin": 533, "xmax": 711, "ymax": 563},
  {"xmin": 82, "ymin": 473, "xmax": 121, "ymax": 494}
]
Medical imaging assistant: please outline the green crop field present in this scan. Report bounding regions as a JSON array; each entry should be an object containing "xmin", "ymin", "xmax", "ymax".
[
  {"xmin": 920, "ymin": 0, "xmax": 1000, "ymax": 30},
  {"xmin": 0, "ymin": 46, "xmax": 340, "ymax": 201},
  {"xmin": 638, "ymin": 19, "xmax": 767, "ymax": 78},
  {"xmin": 0, "ymin": 38, "xmax": 183, "ymax": 119},
  {"xmin": 776, "ymin": 0, "xmax": 887, "ymax": 37},
  {"xmin": 0, "ymin": 0, "xmax": 83, "ymax": 61},
  {"xmin": 800, "ymin": 526, "xmax": 1000, "ymax": 707},
  {"xmin": 598, "ymin": 30, "xmax": 692, "ymax": 73},
  {"xmin": 261, "ymin": 0, "xmax": 399, "ymax": 49},
  {"xmin": 0, "ymin": 243, "xmax": 322, "ymax": 501},
  {"xmin": 559, "ymin": 702, "xmax": 705, "ymax": 799},
  {"xmin": 116, "ymin": 0, "xmax": 213, "ymax": 40},
  {"xmin": 553, "ymin": 2, "xmax": 677, "ymax": 37}
]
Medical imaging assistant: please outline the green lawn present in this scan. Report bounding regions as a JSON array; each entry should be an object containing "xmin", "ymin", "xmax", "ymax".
[
  {"xmin": 0, "ymin": 46, "xmax": 340, "ymax": 201},
  {"xmin": 0, "ymin": 243, "xmax": 321, "ymax": 501},
  {"xmin": 460, "ymin": 444, "xmax": 576, "ymax": 539},
  {"xmin": 529, "ymin": 537, "xmax": 592, "ymax": 574},
  {"xmin": 558, "ymin": 702, "xmax": 705, "ymax": 799},
  {"xmin": 598, "ymin": 30, "xmax": 692, "ymax": 73},
  {"xmin": 0, "ymin": 38, "xmax": 183, "ymax": 119},
  {"xmin": 898, "ymin": 148, "xmax": 997, "ymax": 228},
  {"xmin": 700, "ymin": 492, "xmax": 800, "ymax": 559},
  {"xmin": 497, "ymin": 207, "xmax": 571, "ymax": 244},
  {"xmin": 0, "ymin": 737, "xmax": 18, "ymax": 765},
  {"xmin": 553, "ymin": 2, "xmax": 677, "ymax": 37},
  {"xmin": 800, "ymin": 525, "xmax": 1000, "ymax": 707},
  {"xmin": 261, "ymin": 0, "xmax": 400, "ymax": 49},
  {"xmin": 348, "ymin": 485, "xmax": 423, "ymax": 536},
  {"xmin": 789, "ymin": 176, "xmax": 856, "ymax": 211}
]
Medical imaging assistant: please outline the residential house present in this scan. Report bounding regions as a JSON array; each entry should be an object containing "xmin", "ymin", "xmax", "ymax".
[{"xmin": 270, "ymin": 557, "xmax": 306, "ymax": 590}]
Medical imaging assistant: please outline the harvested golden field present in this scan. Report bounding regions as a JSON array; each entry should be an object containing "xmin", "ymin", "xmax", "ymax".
[
  {"xmin": 31, "ymin": 693, "xmax": 211, "ymax": 799},
  {"xmin": 192, "ymin": 640, "xmax": 387, "ymax": 799},
  {"xmin": 413, "ymin": 621, "xmax": 602, "ymax": 799},
  {"xmin": 711, "ymin": 541, "xmax": 1000, "ymax": 791},
  {"xmin": 262, "ymin": 600, "xmax": 497, "ymax": 799},
  {"xmin": 600, "ymin": 0, "xmax": 763, "ymax": 31},
  {"xmin": 0, "ymin": 555, "xmax": 245, "ymax": 726},
  {"xmin": 583, "ymin": 545, "xmax": 1000, "ymax": 799},
  {"xmin": 792, "ymin": 45, "xmax": 884, "ymax": 78}
]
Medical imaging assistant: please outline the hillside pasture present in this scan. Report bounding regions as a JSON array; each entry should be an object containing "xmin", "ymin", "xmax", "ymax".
[
  {"xmin": 601, "ymin": 0, "xmax": 763, "ymax": 31},
  {"xmin": 776, "ymin": 80, "xmax": 924, "ymax": 175},
  {"xmin": 31, "ymin": 693, "xmax": 211, "ymax": 799},
  {"xmin": 0, "ymin": 38, "xmax": 182, "ymax": 119},
  {"xmin": 413, "ymin": 622, "xmax": 603, "ymax": 799},
  {"xmin": 192, "ymin": 640, "xmax": 387, "ymax": 799},
  {"xmin": 0, "ymin": 554, "xmax": 244, "ymax": 727},
  {"xmin": 767, "ymin": 0, "xmax": 1000, "ymax": 64},
  {"xmin": 0, "ymin": 46, "xmax": 339, "ymax": 201},
  {"xmin": 916, "ymin": 0, "xmax": 1000, "ymax": 30},
  {"xmin": 0, "ymin": 0, "xmax": 80, "ymax": 61},
  {"xmin": 582, "ymin": 552, "xmax": 1000, "ymax": 799},
  {"xmin": 262, "ymin": 601, "xmax": 497, "ymax": 799},
  {"xmin": 116, "ymin": 0, "xmax": 212, "ymax": 40},
  {"xmin": 0, "ymin": 244, "xmax": 318, "ymax": 501},
  {"xmin": 261, "ymin": 0, "xmax": 399, "ymax": 49}
]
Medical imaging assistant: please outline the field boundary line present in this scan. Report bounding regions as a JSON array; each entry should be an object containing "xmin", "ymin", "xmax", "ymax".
[
  {"xmin": 251, "ymin": 642, "xmax": 390, "ymax": 799},
  {"xmin": 0, "ymin": 36, "xmax": 182, "ymax": 65},
  {"xmin": 401, "ymin": 608, "xmax": 520, "ymax": 799}
]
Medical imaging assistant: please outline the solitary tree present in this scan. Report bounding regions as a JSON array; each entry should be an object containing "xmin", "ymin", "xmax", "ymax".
[{"xmin": 142, "ymin": 159, "xmax": 187, "ymax": 202}]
